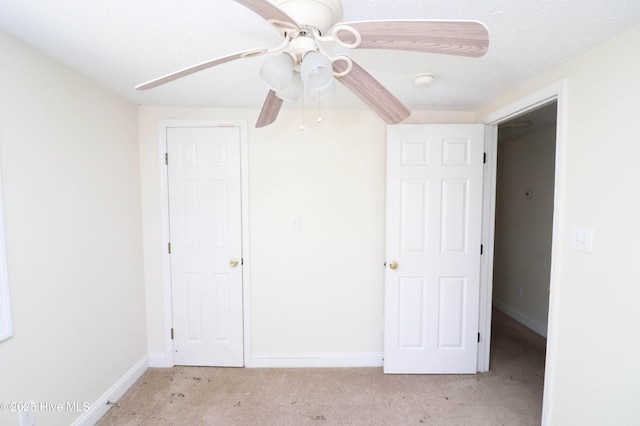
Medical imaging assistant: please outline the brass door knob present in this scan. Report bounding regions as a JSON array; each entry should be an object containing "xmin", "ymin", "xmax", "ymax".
[
  {"xmin": 389, "ymin": 261, "xmax": 398, "ymax": 270},
  {"xmin": 229, "ymin": 258, "xmax": 239, "ymax": 268}
]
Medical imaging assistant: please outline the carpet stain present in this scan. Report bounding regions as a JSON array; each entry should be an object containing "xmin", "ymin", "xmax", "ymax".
[{"xmin": 302, "ymin": 413, "xmax": 326, "ymax": 421}]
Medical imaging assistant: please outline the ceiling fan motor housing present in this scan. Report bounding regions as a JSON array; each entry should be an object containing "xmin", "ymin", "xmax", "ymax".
[
  {"xmin": 290, "ymin": 35, "xmax": 318, "ymax": 62},
  {"xmin": 273, "ymin": 0, "xmax": 343, "ymax": 34}
]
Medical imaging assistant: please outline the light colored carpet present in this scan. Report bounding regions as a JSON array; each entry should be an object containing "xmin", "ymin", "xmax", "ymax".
[{"xmin": 97, "ymin": 309, "xmax": 545, "ymax": 425}]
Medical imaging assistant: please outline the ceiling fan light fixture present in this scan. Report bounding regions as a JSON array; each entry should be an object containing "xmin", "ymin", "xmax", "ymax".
[
  {"xmin": 308, "ymin": 78, "xmax": 335, "ymax": 101},
  {"xmin": 300, "ymin": 51, "xmax": 333, "ymax": 91},
  {"xmin": 276, "ymin": 71, "xmax": 303, "ymax": 102},
  {"xmin": 259, "ymin": 52, "xmax": 295, "ymax": 91}
]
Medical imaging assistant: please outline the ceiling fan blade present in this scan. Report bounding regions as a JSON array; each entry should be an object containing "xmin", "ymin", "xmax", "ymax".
[
  {"xmin": 234, "ymin": 0, "xmax": 300, "ymax": 32},
  {"xmin": 335, "ymin": 20, "xmax": 489, "ymax": 57},
  {"xmin": 136, "ymin": 48, "xmax": 268, "ymax": 91},
  {"xmin": 332, "ymin": 58, "xmax": 410, "ymax": 125},
  {"xmin": 256, "ymin": 90, "xmax": 284, "ymax": 128}
]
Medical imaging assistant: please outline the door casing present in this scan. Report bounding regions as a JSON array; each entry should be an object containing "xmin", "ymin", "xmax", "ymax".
[{"xmin": 157, "ymin": 119, "xmax": 251, "ymax": 368}]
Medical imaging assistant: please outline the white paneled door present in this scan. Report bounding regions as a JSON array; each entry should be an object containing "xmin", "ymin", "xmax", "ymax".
[
  {"xmin": 167, "ymin": 126, "xmax": 244, "ymax": 367},
  {"xmin": 384, "ymin": 124, "xmax": 484, "ymax": 374}
]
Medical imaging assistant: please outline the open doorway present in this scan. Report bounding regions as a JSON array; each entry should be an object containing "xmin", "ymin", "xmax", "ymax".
[
  {"xmin": 488, "ymin": 101, "xmax": 557, "ymax": 418},
  {"xmin": 478, "ymin": 81, "xmax": 566, "ymax": 424},
  {"xmin": 492, "ymin": 102, "xmax": 557, "ymax": 337}
]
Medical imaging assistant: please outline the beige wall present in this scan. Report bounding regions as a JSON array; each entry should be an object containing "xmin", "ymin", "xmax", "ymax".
[
  {"xmin": 139, "ymin": 107, "xmax": 475, "ymax": 359},
  {"xmin": 479, "ymin": 23, "xmax": 640, "ymax": 425},
  {"xmin": 0, "ymin": 33, "xmax": 146, "ymax": 425}
]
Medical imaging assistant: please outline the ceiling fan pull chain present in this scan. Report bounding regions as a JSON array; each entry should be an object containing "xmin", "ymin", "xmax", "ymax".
[{"xmin": 300, "ymin": 88, "xmax": 306, "ymax": 131}]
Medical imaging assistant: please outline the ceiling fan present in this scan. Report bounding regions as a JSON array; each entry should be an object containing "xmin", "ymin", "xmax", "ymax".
[{"xmin": 136, "ymin": 0, "xmax": 489, "ymax": 128}]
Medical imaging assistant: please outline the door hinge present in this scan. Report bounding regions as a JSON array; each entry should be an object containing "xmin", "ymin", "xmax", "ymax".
[
  {"xmin": 168, "ymin": 242, "xmax": 171, "ymax": 254},
  {"xmin": 478, "ymin": 332, "xmax": 481, "ymax": 343},
  {"xmin": 480, "ymin": 244, "xmax": 484, "ymax": 255},
  {"xmin": 171, "ymin": 328, "xmax": 174, "ymax": 340},
  {"xmin": 483, "ymin": 152, "xmax": 487, "ymax": 164},
  {"xmin": 165, "ymin": 152, "xmax": 168, "ymax": 165}
]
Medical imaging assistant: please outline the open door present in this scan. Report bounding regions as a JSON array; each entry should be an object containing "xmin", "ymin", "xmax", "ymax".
[{"xmin": 384, "ymin": 124, "xmax": 485, "ymax": 374}]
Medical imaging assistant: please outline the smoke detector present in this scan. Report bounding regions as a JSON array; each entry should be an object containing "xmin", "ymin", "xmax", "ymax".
[{"xmin": 414, "ymin": 73, "xmax": 435, "ymax": 87}]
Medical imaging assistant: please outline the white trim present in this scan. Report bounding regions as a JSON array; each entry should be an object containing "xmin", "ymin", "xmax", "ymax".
[
  {"xmin": 148, "ymin": 352, "xmax": 172, "ymax": 368},
  {"xmin": 480, "ymin": 81, "xmax": 564, "ymax": 126},
  {"xmin": 239, "ymin": 122, "xmax": 252, "ymax": 368},
  {"xmin": 542, "ymin": 80, "xmax": 568, "ymax": 426},
  {"xmin": 493, "ymin": 301, "xmax": 547, "ymax": 337},
  {"xmin": 478, "ymin": 79, "xmax": 567, "ymax": 426},
  {"xmin": 158, "ymin": 121, "xmax": 174, "ymax": 367},
  {"xmin": 0, "ymin": 169, "xmax": 12, "ymax": 343},
  {"xmin": 247, "ymin": 352, "xmax": 384, "ymax": 368},
  {"xmin": 157, "ymin": 119, "xmax": 251, "ymax": 367},
  {"xmin": 477, "ymin": 124, "xmax": 498, "ymax": 372},
  {"xmin": 72, "ymin": 355, "xmax": 148, "ymax": 426}
]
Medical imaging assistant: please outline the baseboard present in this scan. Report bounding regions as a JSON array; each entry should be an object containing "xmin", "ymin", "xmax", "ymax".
[
  {"xmin": 247, "ymin": 352, "xmax": 383, "ymax": 368},
  {"xmin": 72, "ymin": 355, "xmax": 148, "ymax": 426},
  {"xmin": 148, "ymin": 352, "xmax": 172, "ymax": 368},
  {"xmin": 493, "ymin": 300, "xmax": 547, "ymax": 337}
]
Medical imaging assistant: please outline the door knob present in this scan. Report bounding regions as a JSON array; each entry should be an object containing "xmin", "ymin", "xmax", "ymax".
[
  {"xmin": 229, "ymin": 258, "xmax": 239, "ymax": 268},
  {"xmin": 389, "ymin": 261, "xmax": 398, "ymax": 270}
]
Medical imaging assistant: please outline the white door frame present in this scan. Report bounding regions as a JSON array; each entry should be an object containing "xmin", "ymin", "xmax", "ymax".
[
  {"xmin": 478, "ymin": 80, "xmax": 567, "ymax": 424},
  {"xmin": 157, "ymin": 119, "xmax": 251, "ymax": 367}
]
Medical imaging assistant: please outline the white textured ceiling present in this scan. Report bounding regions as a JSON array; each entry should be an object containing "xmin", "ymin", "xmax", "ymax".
[{"xmin": 1, "ymin": 0, "xmax": 639, "ymax": 113}]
